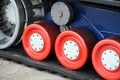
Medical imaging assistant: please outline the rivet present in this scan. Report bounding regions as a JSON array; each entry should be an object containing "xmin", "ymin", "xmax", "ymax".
[
  {"xmin": 109, "ymin": 67, "xmax": 112, "ymax": 70},
  {"xmin": 76, "ymin": 50, "xmax": 79, "ymax": 52},
  {"xmin": 117, "ymin": 60, "xmax": 119, "ymax": 63},
  {"xmin": 102, "ymin": 58, "xmax": 104, "ymax": 60},
  {"xmin": 104, "ymin": 64, "xmax": 107, "ymax": 66},
  {"xmin": 41, "ymin": 38, "xmax": 42, "ymax": 40},
  {"xmin": 109, "ymin": 51, "xmax": 112, "ymax": 53},
  {"xmin": 74, "ymin": 44, "xmax": 77, "ymax": 46},
  {"xmin": 65, "ymin": 43, "xmax": 68, "ymax": 45},
  {"xmin": 66, "ymin": 54, "xmax": 68, "ymax": 56},
  {"xmin": 75, "ymin": 55, "xmax": 78, "ymax": 57},
  {"xmin": 115, "ymin": 54, "xmax": 117, "ymax": 56},
  {"xmin": 104, "ymin": 52, "xmax": 106, "ymax": 55}
]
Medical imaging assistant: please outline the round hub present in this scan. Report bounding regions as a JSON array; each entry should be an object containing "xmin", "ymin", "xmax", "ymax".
[
  {"xmin": 63, "ymin": 40, "xmax": 80, "ymax": 60},
  {"xmin": 101, "ymin": 50, "xmax": 120, "ymax": 70},
  {"xmin": 51, "ymin": 1, "xmax": 73, "ymax": 26},
  {"xmin": 30, "ymin": 33, "xmax": 44, "ymax": 52}
]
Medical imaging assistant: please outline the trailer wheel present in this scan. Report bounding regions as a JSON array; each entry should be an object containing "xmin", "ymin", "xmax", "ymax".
[
  {"xmin": 92, "ymin": 37, "xmax": 120, "ymax": 79},
  {"xmin": 22, "ymin": 21, "xmax": 59, "ymax": 60},
  {"xmin": 55, "ymin": 28, "xmax": 96, "ymax": 69}
]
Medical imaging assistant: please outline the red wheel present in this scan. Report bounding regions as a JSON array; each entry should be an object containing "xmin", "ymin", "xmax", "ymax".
[
  {"xmin": 22, "ymin": 21, "xmax": 59, "ymax": 60},
  {"xmin": 92, "ymin": 37, "xmax": 120, "ymax": 79},
  {"xmin": 55, "ymin": 28, "xmax": 96, "ymax": 70}
]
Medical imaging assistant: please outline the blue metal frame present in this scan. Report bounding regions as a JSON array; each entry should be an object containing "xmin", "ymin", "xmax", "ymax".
[{"xmin": 46, "ymin": 0, "xmax": 120, "ymax": 41}]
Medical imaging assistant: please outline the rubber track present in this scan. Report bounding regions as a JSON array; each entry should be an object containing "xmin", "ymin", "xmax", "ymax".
[{"xmin": 0, "ymin": 46, "xmax": 103, "ymax": 80}]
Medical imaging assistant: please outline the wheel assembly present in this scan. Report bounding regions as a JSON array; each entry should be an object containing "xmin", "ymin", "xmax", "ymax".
[
  {"xmin": 51, "ymin": 1, "xmax": 73, "ymax": 32},
  {"xmin": 51, "ymin": 1, "xmax": 73, "ymax": 26},
  {"xmin": 0, "ymin": 0, "xmax": 26, "ymax": 49},
  {"xmin": 22, "ymin": 21, "xmax": 59, "ymax": 60},
  {"xmin": 0, "ymin": 0, "xmax": 49, "ymax": 49},
  {"xmin": 55, "ymin": 28, "xmax": 97, "ymax": 70},
  {"xmin": 92, "ymin": 37, "xmax": 120, "ymax": 79}
]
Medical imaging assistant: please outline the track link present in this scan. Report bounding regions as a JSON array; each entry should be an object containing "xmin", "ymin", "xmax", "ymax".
[{"xmin": 0, "ymin": 46, "xmax": 103, "ymax": 80}]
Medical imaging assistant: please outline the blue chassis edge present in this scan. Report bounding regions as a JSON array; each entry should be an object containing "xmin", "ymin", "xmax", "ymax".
[{"xmin": 46, "ymin": 0, "xmax": 120, "ymax": 41}]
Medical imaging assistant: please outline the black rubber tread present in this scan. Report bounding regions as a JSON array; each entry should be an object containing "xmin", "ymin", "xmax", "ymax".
[{"xmin": 0, "ymin": 47, "xmax": 103, "ymax": 80}]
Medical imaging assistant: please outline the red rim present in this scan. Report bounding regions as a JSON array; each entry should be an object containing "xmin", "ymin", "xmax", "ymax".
[
  {"xmin": 92, "ymin": 38, "xmax": 120, "ymax": 79},
  {"xmin": 55, "ymin": 28, "xmax": 95, "ymax": 70},
  {"xmin": 22, "ymin": 21, "xmax": 59, "ymax": 60}
]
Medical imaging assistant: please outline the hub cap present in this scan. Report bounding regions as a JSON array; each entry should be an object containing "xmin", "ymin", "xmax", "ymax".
[
  {"xmin": 63, "ymin": 40, "xmax": 80, "ymax": 60},
  {"xmin": 101, "ymin": 50, "xmax": 120, "ymax": 70},
  {"xmin": 30, "ymin": 33, "xmax": 44, "ymax": 52}
]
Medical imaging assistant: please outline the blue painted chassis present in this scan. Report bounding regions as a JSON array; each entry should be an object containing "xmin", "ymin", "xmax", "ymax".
[{"xmin": 46, "ymin": 1, "xmax": 120, "ymax": 41}]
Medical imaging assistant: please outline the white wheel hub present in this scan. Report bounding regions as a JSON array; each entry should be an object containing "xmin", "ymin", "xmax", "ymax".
[
  {"xmin": 30, "ymin": 33, "xmax": 44, "ymax": 52},
  {"xmin": 101, "ymin": 50, "xmax": 120, "ymax": 70},
  {"xmin": 63, "ymin": 40, "xmax": 80, "ymax": 60}
]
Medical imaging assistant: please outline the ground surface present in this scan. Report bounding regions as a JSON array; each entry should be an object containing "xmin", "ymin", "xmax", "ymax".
[{"xmin": 0, "ymin": 58, "xmax": 71, "ymax": 80}]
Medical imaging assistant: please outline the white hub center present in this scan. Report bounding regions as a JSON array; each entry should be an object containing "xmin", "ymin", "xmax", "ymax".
[
  {"xmin": 101, "ymin": 50, "xmax": 120, "ymax": 70},
  {"xmin": 30, "ymin": 33, "xmax": 44, "ymax": 51},
  {"xmin": 63, "ymin": 40, "xmax": 80, "ymax": 60}
]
